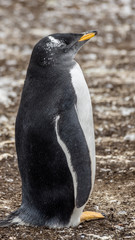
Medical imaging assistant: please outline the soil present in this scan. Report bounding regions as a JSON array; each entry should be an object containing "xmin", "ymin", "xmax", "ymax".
[{"xmin": 0, "ymin": 0, "xmax": 135, "ymax": 239}]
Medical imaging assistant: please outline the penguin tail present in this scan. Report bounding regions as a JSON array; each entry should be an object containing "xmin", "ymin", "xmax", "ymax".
[{"xmin": 0, "ymin": 209, "xmax": 23, "ymax": 227}]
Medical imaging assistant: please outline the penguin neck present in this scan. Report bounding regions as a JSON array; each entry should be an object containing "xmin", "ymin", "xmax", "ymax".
[
  {"xmin": 26, "ymin": 59, "xmax": 77, "ymax": 88},
  {"xmin": 29, "ymin": 58, "xmax": 76, "ymax": 73},
  {"xmin": 54, "ymin": 59, "xmax": 76, "ymax": 70}
]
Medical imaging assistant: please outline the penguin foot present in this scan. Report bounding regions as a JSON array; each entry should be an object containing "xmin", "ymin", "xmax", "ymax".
[{"xmin": 80, "ymin": 211, "xmax": 105, "ymax": 222}]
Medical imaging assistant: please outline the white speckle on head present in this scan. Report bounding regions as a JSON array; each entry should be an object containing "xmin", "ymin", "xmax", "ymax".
[
  {"xmin": 47, "ymin": 36, "xmax": 65, "ymax": 50},
  {"xmin": 48, "ymin": 36, "xmax": 60, "ymax": 45}
]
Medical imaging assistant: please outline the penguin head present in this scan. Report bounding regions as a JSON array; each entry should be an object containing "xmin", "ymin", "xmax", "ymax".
[{"xmin": 31, "ymin": 31, "xmax": 97, "ymax": 67}]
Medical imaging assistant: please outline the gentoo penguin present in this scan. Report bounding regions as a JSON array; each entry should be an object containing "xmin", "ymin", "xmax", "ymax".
[{"xmin": 0, "ymin": 31, "xmax": 104, "ymax": 228}]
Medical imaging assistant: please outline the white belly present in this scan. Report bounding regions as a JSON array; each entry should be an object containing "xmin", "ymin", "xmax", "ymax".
[
  {"xmin": 70, "ymin": 62, "xmax": 96, "ymax": 190},
  {"xmin": 55, "ymin": 62, "xmax": 95, "ymax": 227}
]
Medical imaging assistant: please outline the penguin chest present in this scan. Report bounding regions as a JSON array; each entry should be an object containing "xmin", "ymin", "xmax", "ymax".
[{"xmin": 70, "ymin": 62, "xmax": 95, "ymax": 187}]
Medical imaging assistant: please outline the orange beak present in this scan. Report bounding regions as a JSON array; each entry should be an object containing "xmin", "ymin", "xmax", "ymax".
[{"xmin": 79, "ymin": 32, "xmax": 97, "ymax": 42}]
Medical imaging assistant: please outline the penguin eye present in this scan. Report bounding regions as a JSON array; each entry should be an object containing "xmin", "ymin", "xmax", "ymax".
[{"xmin": 63, "ymin": 40, "xmax": 68, "ymax": 45}]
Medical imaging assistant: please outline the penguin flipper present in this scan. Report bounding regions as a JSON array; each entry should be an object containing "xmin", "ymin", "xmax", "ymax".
[
  {"xmin": 56, "ymin": 109, "xmax": 92, "ymax": 208},
  {"xmin": 80, "ymin": 211, "xmax": 105, "ymax": 222}
]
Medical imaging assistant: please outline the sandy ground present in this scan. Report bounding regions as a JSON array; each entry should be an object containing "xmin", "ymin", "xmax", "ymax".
[{"xmin": 0, "ymin": 0, "xmax": 135, "ymax": 239}]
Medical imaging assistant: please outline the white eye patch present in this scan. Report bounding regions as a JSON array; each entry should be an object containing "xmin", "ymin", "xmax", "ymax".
[
  {"xmin": 48, "ymin": 36, "xmax": 60, "ymax": 45},
  {"xmin": 47, "ymin": 36, "xmax": 65, "ymax": 48}
]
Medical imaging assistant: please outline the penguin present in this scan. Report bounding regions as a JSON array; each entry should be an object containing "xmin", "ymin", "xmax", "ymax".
[{"xmin": 0, "ymin": 31, "xmax": 104, "ymax": 228}]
